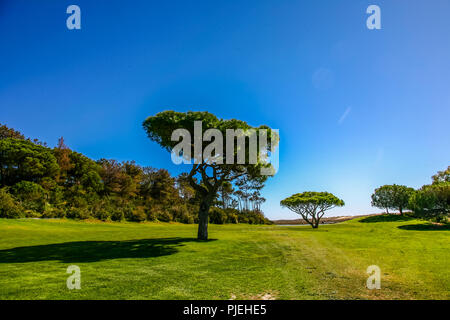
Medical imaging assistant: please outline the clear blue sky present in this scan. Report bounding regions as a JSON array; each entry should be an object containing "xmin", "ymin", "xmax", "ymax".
[{"xmin": 1, "ymin": 0, "xmax": 449, "ymax": 219}]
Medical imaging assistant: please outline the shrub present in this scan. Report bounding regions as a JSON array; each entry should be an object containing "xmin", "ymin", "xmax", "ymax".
[
  {"xmin": 409, "ymin": 182, "xmax": 450, "ymax": 222},
  {"xmin": 181, "ymin": 214, "xmax": 194, "ymax": 224},
  {"xmin": 223, "ymin": 208, "xmax": 239, "ymax": 223},
  {"xmin": 41, "ymin": 203, "xmax": 66, "ymax": 218},
  {"xmin": 93, "ymin": 207, "xmax": 110, "ymax": 221},
  {"xmin": 169, "ymin": 205, "xmax": 194, "ymax": 223},
  {"xmin": 66, "ymin": 207, "xmax": 91, "ymax": 220},
  {"xmin": 146, "ymin": 209, "xmax": 157, "ymax": 221},
  {"xmin": 209, "ymin": 207, "xmax": 227, "ymax": 224},
  {"xmin": 0, "ymin": 188, "xmax": 23, "ymax": 218},
  {"xmin": 226, "ymin": 213, "xmax": 238, "ymax": 224},
  {"xmin": 237, "ymin": 214, "xmax": 249, "ymax": 224},
  {"xmin": 10, "ymin": 181, "xmax": 46, "ymax": 213},
  {"xmin": 24, "ymin": 209, "xmax": 41, "ymax": 218},
  {"xmin": 111, "ymin": 208, "xmax": 125, "ymax": 221},
  {"xmin": 156, "ymin": 210, "xmax": 173, "ymax": 222},
  {"xmin": 125, "ymin": 206, "xmax": 146, "ymax": 222}
]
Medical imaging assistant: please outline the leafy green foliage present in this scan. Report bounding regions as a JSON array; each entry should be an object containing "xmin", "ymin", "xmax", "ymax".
[
  {"xmin": 143, "ymin": 111, "xmax": 276, "ymax": 239},
  {"xmin": 409, "ymin": 182, "xmax": 450, "ymax": 222},
  {"xmin": 0, "ymin": 188, "xmax": 23, "ymax": 218},
  {"xmin": 0, "ymin": 123, "xmax": 25, "ymax": 140},
  {"xmin": 66, "ymin": 207, "xmax": 91, "ymax": 220},
  {"xmin": 10, "ymin": 181, "xmax": 46, "ymax": 213},
  {"xmin": 0, "ymin": 123, "xmax": 271, "ymax": 225},
  {"xmin": 432, "ymin": 166, "xmax": 450, "ymax": 184},
  {"xmin": 371, "ymin": 184, "xmax": 415, "ymax": 215},
  {"xmin": 281, "ymin": 192, "xmax": 345, "ymax": 228},
  {"xmin": 373, "ymin": 167, "xmax": 450, "ymax": 222},
  {"xmin": 209, "ymin": 207, "xmax": 227, "ymax": 224},
  {"xmin": 0, "ymin": 138, "xmax": 59, "ymax": 186}
]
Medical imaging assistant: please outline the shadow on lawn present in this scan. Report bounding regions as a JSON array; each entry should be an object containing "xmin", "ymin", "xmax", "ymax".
[
  {"xmin": 0, "ymin": 237, "xmax": 216, "ymax": 263},
  {"xmin": 398, "ymin": 223, "xmax": 450, "ymax": 231},
  {"xmin": 359, "ymin": 214, "xmax": 414, "ymax": 223}
]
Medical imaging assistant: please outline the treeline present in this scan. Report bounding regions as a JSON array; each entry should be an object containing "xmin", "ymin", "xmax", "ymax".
[
  {"xmin": 371, "ymin": 167, "xmax": 450, "ymax": 222},
  {"xmin": 0, "ymin": 124, "xmax": 271, "ymax": 224}
]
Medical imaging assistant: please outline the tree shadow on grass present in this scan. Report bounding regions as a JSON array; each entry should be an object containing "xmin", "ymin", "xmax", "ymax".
[
  {"xmin": 397, "ymin": 223, "xmax": 450, "ymax": 231},
  {"xmin": 0, "ymin": 237, "xmax": 217, "ymax": 264},
  {"xmin": 359, "ymin": 214, "xmax": 415, "ymax": 223}
]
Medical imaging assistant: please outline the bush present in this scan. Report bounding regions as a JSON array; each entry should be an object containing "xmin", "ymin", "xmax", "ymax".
[
  {"xmin": 156, "ymin": 210, "xmax": 173, "ymax": 222},
  {"xmin": 182, "ymin": 214, "xmax": 194, "ymax": 224},
  {"xmin": 93, "ymin": 207, "xmax": 110, "ymax": 221},
  {"xmin": 224, "ymin": 208, "xmax": 239, "ymax": 223},
  {"xmin": 66, "ymin": 207, "xmax": 91, "ymax": 220},
  {"xmin": 125, "ymin": 206, "xmax": 146, "ymax": 222},
  {"xmin": 409, "ymin": 183, "xmax": 450, "ymax": 222},
  {"xmin": 238, "ymin": 215, "xmax": 249, "ymax": 224},
  {"xmin": 169, "ymin": 205, "xmax": 194, "ymax": 223},
  {"xmin": 146, "ymin": 209, "xmax": 157, "ymax": 221},
  {"xmin": 235, "ymin": 209, "xmax": 272, "ymax": 225},
  {"xmin": 41, "ymin": 203, "xmax": 66, "ymax": 218},
  {"xmin": 227, "ymin": 213, "xmax": 238, "ymax": 224},
  {"xmin": 209, "ymin": 207, "xmax": 227, "ymax": 224},
  {"xmin": 10, "ymin": 181, "xmax": 46, "ymax": 213},
  {"xmin": 111, "ymin": 208, "xmax": 125, "ymax": 221},
  {"xmin": 24, "ymin": 209, "xmax": 41, "ymax": 218},
  {"xmin": 0, "ymin": 188, "xmax": 23, "ymax": 218}
]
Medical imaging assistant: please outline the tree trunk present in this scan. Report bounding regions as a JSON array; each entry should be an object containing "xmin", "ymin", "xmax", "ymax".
[
  {"xmin": 309, "ymin": 216, "xmax": 320, "ymax": 229},
  {"xmin": 312, "ymin": 219, "xmax": 320, "ymax": 229},
  {"xmin": 197, "ymin": 198, "xmax": 212, "ymax": 240},
  {"xmin": 399, "ymin": 207, "xmax": 403, "ymax": 215}
]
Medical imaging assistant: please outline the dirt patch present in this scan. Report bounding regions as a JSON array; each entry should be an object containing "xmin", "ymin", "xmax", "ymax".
[{"xmin": 230, "ymin": 292, "xmax": 278, "ymax": 300}]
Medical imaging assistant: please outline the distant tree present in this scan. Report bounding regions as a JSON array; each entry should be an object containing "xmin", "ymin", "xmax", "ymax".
[
  {"xmin": 371, "ymin": 185, "xmax": 393, "ymax": 214},
  {"xmin": 97, "ymin": 159, "xmax": 129, "ymax": 196},
  {"xmin": 0, "ymin": 138, "xmax": 59, "ymax": 186},
  {"xmin": 218, "ymin": 181, "xmax": 233, "ymax": 209},
  {"xmin": 250, "ymin": 191, "xmax": 265, "ymax": 211},
  {"xmin": 0, "ymin": 123, "xmax": 25, "ymax": 140},
  {"xmin": 122, "ymin": 161, "xmax": 143, "ymax": 198},
  {"xmin": 176, "ymin": 173, "xmax": 196, "ymax": 202},
  {"xmin": 281, "ymin": 192, "xmax": 345, "ymax": 228},
  {"xmin": 68, "ymin": 152, "xmax": 103, "ymax": 193},
  {"xmin": 371, "ymin": 184, "xmax": 414, "ymax": 215},
  {"xmin": 409, "ymin": 182, "xmax": 450, "ymax": 222},
  {"xmin": 139, "ymin": 167, "xmax": 156, "ymax": 200},
  {"xmin": 432, "ymin": 166, "xmax": 450, "ymax": 184},
  {"xmin": 143, "ymin": 111, "xmax": 277, "ymax": 240},
  {"xmin": 54, "ymin": 137, "xmax": 74, "ymax": 183},
  {"xmin": 148, "ymin": 169, "xmax": 177, "ymax": 202},
  {"xmin": 235, "ymin": 176, "xmax": 264, "ymax": 211},
  {"xmin": 230, "ymin": 199, "xmax": 239, "ymax": 210},
  {"xmin": 0, "ymin": 123, "xmax": 46, "ymax": 146}
]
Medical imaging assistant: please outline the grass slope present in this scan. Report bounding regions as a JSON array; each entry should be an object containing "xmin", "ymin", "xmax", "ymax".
[{"xmin": 0, "ymin": 216, "xmax": 448, "ymax": 300}]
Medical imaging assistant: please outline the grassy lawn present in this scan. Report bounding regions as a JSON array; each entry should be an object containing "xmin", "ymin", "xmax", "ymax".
[{"xmin": 0, "ymin": 216, "xmax": 448, "ymax": 300}]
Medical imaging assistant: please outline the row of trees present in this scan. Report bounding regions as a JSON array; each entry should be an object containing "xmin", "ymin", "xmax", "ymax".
[
  {"xmin": 371, "ymin": 166, "xmax": 450, "ymax": 222},
  {"xmin": 0, "ymin": 123, "xmax": 271, "ymax": 225}
]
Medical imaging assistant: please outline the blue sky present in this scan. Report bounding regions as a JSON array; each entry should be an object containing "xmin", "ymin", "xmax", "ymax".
[{"xmin": 1, "ymin": 0, "xmax": 449, "ymax": 219}]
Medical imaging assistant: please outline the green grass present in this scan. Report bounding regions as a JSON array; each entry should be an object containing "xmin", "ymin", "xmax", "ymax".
[{"xmin": 0, "ymin": 216, "xmax": 448, "ymax": 300}]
